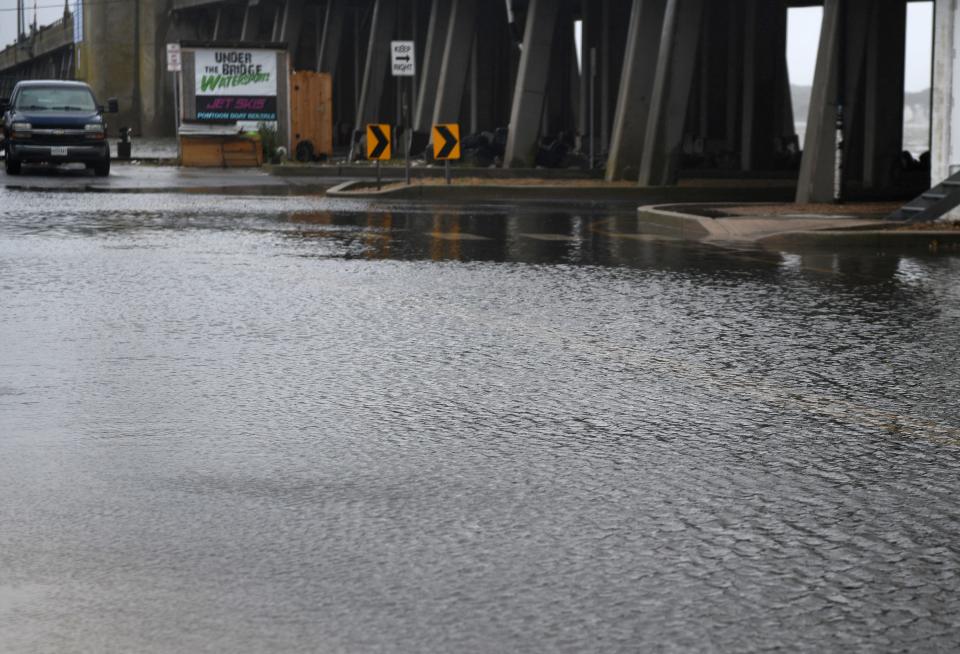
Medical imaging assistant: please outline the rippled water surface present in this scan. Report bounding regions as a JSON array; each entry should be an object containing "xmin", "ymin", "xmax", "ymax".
[{"xmin": 1, "ymin": 190, "xmax": 959, "ymax": 652}]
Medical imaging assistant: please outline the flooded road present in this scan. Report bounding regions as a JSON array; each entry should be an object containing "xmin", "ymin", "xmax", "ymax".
[{"xmin": 1, "ymin": 190, "xmax": 959, "ymax": 652}]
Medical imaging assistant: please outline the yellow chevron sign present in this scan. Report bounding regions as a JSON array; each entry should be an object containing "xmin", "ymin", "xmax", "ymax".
[
  {"xmin": 367, "ymin": 124, "xmax": 391, "ymax": 160},
  {"xmin": 432, "ymin": 124, "xmax": 461, "ymax": 160}
]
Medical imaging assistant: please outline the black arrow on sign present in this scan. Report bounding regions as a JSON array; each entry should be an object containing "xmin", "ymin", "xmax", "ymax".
[
  {"xmin": 435, "ymin": 125, "xmax": 458, "ymax": 159},
  {"xmin": 397, "ymin": 55, "xmax": 411, "ymax": 62},
  {"xmin": 369, "ymin": 125, "xmax": 389, "ymax": 159}
]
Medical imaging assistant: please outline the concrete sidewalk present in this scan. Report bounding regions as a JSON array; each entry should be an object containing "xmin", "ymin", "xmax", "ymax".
[{"xmin": 0, "ymin": 163, "xmax": 336, "ymax": 195}]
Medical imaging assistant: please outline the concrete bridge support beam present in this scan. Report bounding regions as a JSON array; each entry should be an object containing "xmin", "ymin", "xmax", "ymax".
[
  {"xmin": 220, "ymin": 6, "xmax": 235, "ymax": 40},
  {"xmin": 212, "ymin": 8, "xmax": 226, "ymax": 40},
  {"xmin": 504, "ymin": 0, "xmax": 561, "ymax": 168},
  {"xmin": 317, "ymin": 0, "xmax": 346, "ymax": 73},
  {"xmin": 796, "ymin": 0, "xmax": 872, "ymax": 202},
  {"xmin": 542, "ymin": 1, "xmax": 576, "ymax": 139},
  {"xmin": 606, "ymin": 0, "xmax": 668, "ymax": 181},
  {"xmin": 688, "ymin": 0, "xmax": 742, "ymax": 161},
  {"xmin": 467, "ymin": 2, "xmax": 515, "ymax": 136},
  {"xmin": 837, "ymin": 2, "xmax": 876, "ymax": 188},
  {"xmin": 796, "ymin": 0, "xmax": 842, "ymax": 202},
  {"xmin": 355, "ymin": 0, "xmax": 398, "ymax": 129},
  {"xmin": 273, "ymin": 0, "xmax": 303, "ymax": 48},
  {"xmin": 638, "ymin": 0, "xmax": 704, "ymax": 186},
  {"xmin": 241, "ymin": 1, "xmax": 263, "ymax": 42},
  {"xmin": 139, "ymin": 1, "xmax": 173, "ymax": 138},
  {"xmin": 578, "ymin": 0, "xmax": 601, "ymax": 158},
  {"xmin": 581, "ymin": 0, "xmax": 629, "ymax": 160},
  {"xmin": 740, "ymin": 0, "xmax": 790, "ymax": 172},
  {"xmin": 601, "ymin": 1, "xmax": 632, "ymax": 158},
  {"xmin": 413, "ymin": 0, "xmax": 452, "ymax": 132},
  {"xmin": 723, "ymin": 0, "xmax": 744, "ymax": 153},
  {"xmin": 933, "ymin": 0, "xmax": 960, "ymax": 185},
  {"xmin": 862, "ymin": 0, "xmax": 906, "ymax": 189},
  {"xmin": 777, "ymin": 52, "xmax": 795, "ymax": 142},
  {"xmin": 431, "ymin": 0, "xmax": 477, "ymax": 126}
]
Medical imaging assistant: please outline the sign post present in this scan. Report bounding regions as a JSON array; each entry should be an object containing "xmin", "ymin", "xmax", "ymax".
[
  {"xmin": 391, "ymin": 41, "xmax": 416, "ymax": 186},
  {"xmin": 432, "ymin": 124, "xmax": 461, "ymax": 185},
  {"xmin": 166, "ymin": 43, "xmax": 182, "ymax": 163},
  {"xmin": 367, "ymin": 124, "xmax": 392, "ymax": 190},
  {"xmin": 589, "ymin": 47, "xmax": 596, "ymax": 170}
]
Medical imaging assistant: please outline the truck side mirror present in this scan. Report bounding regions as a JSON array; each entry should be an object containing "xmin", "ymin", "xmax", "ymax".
[{"xmin": 107, "ymin": 98, "xmax": 119, "ymax": 113}]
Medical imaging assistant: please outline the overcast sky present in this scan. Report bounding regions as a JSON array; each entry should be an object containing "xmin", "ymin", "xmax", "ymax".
[
  {"xmin": 0, "ymin": 1, "xmax": 937, "ymax": 93},
  {"xmin": 788, "ymin": 4, "xmax": 933, "ymax": 91},
  {"xmin": 0, "ymin": 2, "xmax": 67, "ymax": 50}
]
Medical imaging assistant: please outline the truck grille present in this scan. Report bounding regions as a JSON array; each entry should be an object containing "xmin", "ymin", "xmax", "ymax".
[{"xmin": 28, "ymin": 129, "xmax": 90, "ymax": 145}]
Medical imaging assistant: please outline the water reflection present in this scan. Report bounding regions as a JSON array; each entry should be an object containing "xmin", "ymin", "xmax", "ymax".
[
  {"xmin": 283, "ymin": 209, "xmax": 945, "ymax": 285},
  {"xmin": 284, "ymin": 209, "xmax": 779, "ymax": 268}
]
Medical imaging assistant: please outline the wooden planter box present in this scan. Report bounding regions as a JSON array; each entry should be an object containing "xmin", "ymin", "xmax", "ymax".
[{"xmin": 180, "ymin": 134, "xmax": 264, "ymax": 168}]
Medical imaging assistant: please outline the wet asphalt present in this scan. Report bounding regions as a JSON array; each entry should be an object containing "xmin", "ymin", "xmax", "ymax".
[{"xmin": 1, "ymin": 182, "xmax": 959, "ymax": 652}]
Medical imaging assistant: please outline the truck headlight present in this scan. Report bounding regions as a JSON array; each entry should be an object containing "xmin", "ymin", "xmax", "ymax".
[
  {"xmin": 11, "ymin": 122, "xmax": 31, "ymax": 137},
  {"xmin": 84, "ymin": 124, "xmax": 105, "ymax": 140}
]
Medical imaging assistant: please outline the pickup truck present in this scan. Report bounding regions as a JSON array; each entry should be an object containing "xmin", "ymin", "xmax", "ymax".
[{"xmin": 1, "ymin": 80, "xmax": 118, "ymax": 176}]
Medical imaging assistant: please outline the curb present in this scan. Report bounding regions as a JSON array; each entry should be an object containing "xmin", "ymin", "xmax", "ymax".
[
  {"xmin": 758, "ymin": 230, "xmax": 960, "ymax": 252},
  {"xmin": 266, "ymin": 164, "xmax": 605, "ymax": 180},
  {"xmin": 635, "ymin": 205, "xmax": 717, "ymax": 239},
  {"xmin": 325, "ymin": 183, "xmax": 796, "ymax": 205},
  {"xmin": 326, "ymin": 181, "xmax": 661, "ymax": 203}
]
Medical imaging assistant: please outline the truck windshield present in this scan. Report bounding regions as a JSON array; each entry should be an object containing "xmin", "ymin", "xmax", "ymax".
[{"xmin": 14, "ymin": 87, "xmax": 97, "ymax": 112}]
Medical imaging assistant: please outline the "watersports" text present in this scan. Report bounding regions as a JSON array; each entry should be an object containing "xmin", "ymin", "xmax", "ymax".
[{"xmin": 200, "ymin": 72, "xmax": 271, "ymax": 92}]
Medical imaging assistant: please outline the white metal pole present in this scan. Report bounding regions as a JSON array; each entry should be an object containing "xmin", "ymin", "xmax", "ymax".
[{"xmin": 174, "ymin": 70, "xmax": 182, "ymax": 164}]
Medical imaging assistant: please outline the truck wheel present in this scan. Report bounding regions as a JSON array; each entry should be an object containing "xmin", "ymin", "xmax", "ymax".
[
  {"xmin": 93, "ymin": 157, "xmax": 110, "ymax": 177},
  {"xmin": 4, "ymin": 153, "xmax": 20, "ymax": 175}
]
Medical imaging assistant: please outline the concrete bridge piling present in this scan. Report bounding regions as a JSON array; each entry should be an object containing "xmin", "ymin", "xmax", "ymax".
[{"xmin": 0, "ymin": 0, "xmax": 950, "ymax": 199}]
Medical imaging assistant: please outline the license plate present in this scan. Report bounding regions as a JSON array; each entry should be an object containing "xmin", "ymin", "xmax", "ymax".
[{"xmin": 51, "ymin": 146, "xmax": 68, "ymax": 157}]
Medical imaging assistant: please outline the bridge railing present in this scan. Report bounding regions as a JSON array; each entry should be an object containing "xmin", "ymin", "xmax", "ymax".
[{"xmin": 0, "ymin": 13, "xmax": 75, "ymax": 73}]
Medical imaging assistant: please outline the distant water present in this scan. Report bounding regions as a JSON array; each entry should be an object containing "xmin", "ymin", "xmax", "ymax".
[{"xmin": 796, "ymin": 122, "xmax": 930, "ymax": 158}]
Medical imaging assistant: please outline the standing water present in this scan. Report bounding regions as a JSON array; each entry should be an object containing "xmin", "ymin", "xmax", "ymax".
[{"xmin": 1, "ymin": 190, "xmax": 959, "ymax": 652}]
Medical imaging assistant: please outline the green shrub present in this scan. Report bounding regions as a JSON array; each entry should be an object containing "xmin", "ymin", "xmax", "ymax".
[{"xmin": 258, "ymin": 122, "xmax": 282, "ymax": 164}]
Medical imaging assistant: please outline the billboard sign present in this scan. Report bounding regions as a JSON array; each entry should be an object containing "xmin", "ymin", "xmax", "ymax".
[{"xmin": 193, "ymin": 48, "xmax": 278, "ymax": 122}]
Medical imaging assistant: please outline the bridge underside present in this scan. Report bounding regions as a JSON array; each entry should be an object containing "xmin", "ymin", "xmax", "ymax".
[
  {"xmin": 0, "ymin": 48, "xmax": 75, "ymax": 99},
  {"xmin": 1, "ymin": 0, "xmax": 937, "ymax": 200}
]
